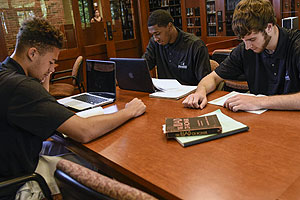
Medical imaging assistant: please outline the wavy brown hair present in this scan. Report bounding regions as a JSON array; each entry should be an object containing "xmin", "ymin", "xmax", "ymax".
[
  {"xmin": 232, "ymin": 0, "xmax": 276, "ymax": 38},
  {"xmin": 16, "ymin": 17, "xmax": 63, "ymax": 55}
]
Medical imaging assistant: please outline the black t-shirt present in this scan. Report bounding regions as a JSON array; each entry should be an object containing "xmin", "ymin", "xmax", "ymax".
[
  {"xmin": 0, "ymin": 57, "xmax": 74, "ymax": 179},
  {"xmin": 215, "ymin": 26, "xmax": 300, "ymax": 95},
  {"xmin": 143, "ymin": 28, "xmax": 211, "ymax": 86}
]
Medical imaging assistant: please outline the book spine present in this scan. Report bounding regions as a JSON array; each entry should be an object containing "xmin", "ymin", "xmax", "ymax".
[
  {"xmin": 166, "ymin": 128, "xmax": 221, "ymax": 139},
  {"xmin": 180, "ymin": 126, "xmax": 249, "ymax": 147}
]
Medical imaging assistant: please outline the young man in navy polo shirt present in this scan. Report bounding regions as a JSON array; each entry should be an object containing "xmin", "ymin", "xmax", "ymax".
[
  {"xmin": 143, "ymin": 9, "xmax": 211, "ymax": 86},
  {"xmin": 183, "ymin": 0, "xmax": 300, "ymax": 111},
  {"xmin": 0, "ymin": 17, "xmax": 146, "ymax": 199}
]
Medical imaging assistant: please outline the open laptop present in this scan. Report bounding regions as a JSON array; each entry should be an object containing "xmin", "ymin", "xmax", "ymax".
[
  {"xmin": 110, "ymin": 58, "xmax": 155, "ymax": 93},
  {"xmin": 57, "ymin": 60, "xmax": 116, "ymax": 111}
]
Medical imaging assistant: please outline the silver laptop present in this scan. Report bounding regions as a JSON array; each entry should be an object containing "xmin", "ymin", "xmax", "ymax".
[
  {"xmin": 57, "ymin": 60, "xmax": 116, "ymax": 111},
  {"xmin": 110, "ymin": 58, "xmax": 155, "ymax": 93}
]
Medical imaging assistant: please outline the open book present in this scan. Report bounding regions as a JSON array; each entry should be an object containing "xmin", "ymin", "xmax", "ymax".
[
  {"xmin": 149, "ymin": 78, "xmax": 197, "ymax": 100},
  {"xmin": 174, "ymin": 109, "xmax": 249, "ymax": 147}
]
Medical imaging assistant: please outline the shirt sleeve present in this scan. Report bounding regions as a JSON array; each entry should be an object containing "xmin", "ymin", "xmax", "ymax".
[
  {"xmin": 192, "ymin": 40, "xmax": 211, "ymax": 82},
  {"xmin": 214, "ymin": 43, "xmax": 245, "ymax": 80},
  {"xmin": 142, "ymin": 37, "xmax": 157, "ymax": 70},
  {"xmin": 294, "ymin": 42, "xmax": 300, "ymax": 73},
  {"xmin": 7, "ymin": 79, "xmax": 75, "ymax": 140}
]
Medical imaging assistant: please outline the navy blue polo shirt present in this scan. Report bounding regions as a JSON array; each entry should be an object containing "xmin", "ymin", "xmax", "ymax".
[
  {"xmin": 215, "ymin": 26, "xmax": 300, "ymax": 95},
  {"xmin": 0, "ymin": 57, "xmax": 74, "ymax": 180},
  {"xmin": 143, "ymin": 28, "xmax": 211, "ymax": 86}
]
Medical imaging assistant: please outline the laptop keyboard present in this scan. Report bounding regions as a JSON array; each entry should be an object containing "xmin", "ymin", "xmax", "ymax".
[{"xmin": 72, "ymin": 94, "xmax": 107, "ymax": 105}]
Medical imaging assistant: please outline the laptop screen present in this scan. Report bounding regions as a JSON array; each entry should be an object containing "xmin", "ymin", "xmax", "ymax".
[
  {"xmin": 110, "ymin": 58, "xmax": 155, "ymax": 93},
  {"xmin": 86, "ymin": 60, "xmax": 116, "ymax": 99}
]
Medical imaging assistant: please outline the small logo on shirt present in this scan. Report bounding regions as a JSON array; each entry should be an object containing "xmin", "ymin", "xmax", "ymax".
[
  {"xmin": 285, "ymin": 71, "xmax": 290, "ymax": 81},
  {"xmin": 128, "ymin": 72, "xmax": 134, "ymax": 79},
  {"xmin": 178, "ymin": 61, "xmax": 187, "ymax": 69}
]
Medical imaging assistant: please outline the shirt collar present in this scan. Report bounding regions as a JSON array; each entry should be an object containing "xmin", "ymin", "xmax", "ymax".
[
  {"xmin": 262, "ymin": 26, "xmax": 288, "ymax": 59},
  {"xmin": 2, "ymin": 56, "xmax": 26, "ymax": 75},
  {"xmin": 165, "ymin": 27, "xmax": 182, "ymax": 49}
]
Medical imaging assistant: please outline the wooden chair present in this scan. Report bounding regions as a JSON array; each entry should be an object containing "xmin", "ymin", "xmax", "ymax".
[
  {"xmin": 54, "ymin": 159, "xmax": 157, "ymax": 200},
  {"xmin": 211, "ymin": 49, "xmax": 249, "ymax": 93},
  {"xmin": 49, "ymin": 56, "xmax": 85, "ymax": 98},
  {"xmin": 0, "ymin": 172, "xmax": 53, "ymax": 200},
  {"xmin": 211, "ymin": 49, "xmax": 233, "ymax": 65},
  {"xmin": 209, "ymin": 59, "xmax": 219, "ymax": 71}
]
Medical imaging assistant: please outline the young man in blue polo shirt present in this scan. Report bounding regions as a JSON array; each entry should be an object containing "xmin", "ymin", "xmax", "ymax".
[{"xmin": 183, "ymin": 0, "xmax": 300, "ymax": 111}]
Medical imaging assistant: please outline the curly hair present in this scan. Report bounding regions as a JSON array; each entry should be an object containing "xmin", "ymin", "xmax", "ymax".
[
  {"xmin": 232, "ymin": 0, "xmax": 277, "ymax": 38},
  {"xmin": 16, "ymin": 17, "xmax": 63, "ymax": 55},
  {"xmin": 147, "ymin": 9, "xmax": 174, "ymax": 27}
]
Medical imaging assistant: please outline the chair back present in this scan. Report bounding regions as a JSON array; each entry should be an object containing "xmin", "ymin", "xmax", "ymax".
[
  {"xmin": 71, "ymin": 56, "xmax": 83, "ymax": 85},
  {"xmin": 211, "ymin": 49, "xmax": 249, "ymax": 92},
  {"xmin": 211, "ymin": 49, "xmax": 232, "ymax": 64},
  {"xmin": 209, "ymin": 59, "xmax": 219, "ymax": 71},
  {"xmin": 55, "ymin": 159, "xmax": 157, "ymax": 200}
]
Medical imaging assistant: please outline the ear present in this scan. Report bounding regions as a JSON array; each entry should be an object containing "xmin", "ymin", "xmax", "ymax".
[
  {"xmin": 27, "ymin": 47, "xmax": 38, "ymax": 61},
  {"xmin": 265, "ymin": 23, "xmax": 273, "ymax": 34},
  {"xmin": 168, "ymin": 22, "xmax": 173, "ymax": 29}
]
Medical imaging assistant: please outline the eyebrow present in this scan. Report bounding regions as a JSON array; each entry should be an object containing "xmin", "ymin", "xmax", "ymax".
[{"xmin": 243, "ymin": 36, "xmax": 256, "ymax": 41}]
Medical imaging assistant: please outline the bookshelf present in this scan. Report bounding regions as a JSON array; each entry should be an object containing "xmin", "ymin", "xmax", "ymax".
[
  {"xmin": 119, "ymin": 0, "xmax": 135, "ymax": 40},
  {"xmin": 225, "ymin": 0, "xmax": 241, "ymax": 36},
  {"xmin": 185, "ymin": 2, "xmax": 201, "ymax": 37},
  {"xmin": 148, "ymin": 0, "xmax": 183, "ymax": 29},
  {"xmin": 206, "ymin": 0, "xmax": 217, "ymax": 36}
]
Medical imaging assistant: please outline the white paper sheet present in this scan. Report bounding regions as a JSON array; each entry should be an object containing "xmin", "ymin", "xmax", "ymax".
[{"xmin": 208, "ymin": 91, "xmax": 267, "ymax": 114}]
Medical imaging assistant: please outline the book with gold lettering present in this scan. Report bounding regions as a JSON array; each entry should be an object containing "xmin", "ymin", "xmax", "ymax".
[
  {"xmin": 164, "ymin": 114, "xmax": 222, "ymax": 138},
  {"xmin": 175, "ymin": 109, "xmax": 249, "ymax": 147}
]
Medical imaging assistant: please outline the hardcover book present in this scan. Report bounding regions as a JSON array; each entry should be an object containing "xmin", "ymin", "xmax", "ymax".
[
  {"xmin": 175, "ymin": 109, "xmax": 249, "ymax": 147},
  {"xmin": 165, "ymin": 114, "xmax": 222, "ymax": 138}
]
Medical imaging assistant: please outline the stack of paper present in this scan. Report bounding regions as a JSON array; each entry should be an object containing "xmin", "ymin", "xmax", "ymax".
[{"xmin": 150, "ymin": 78, "xmax": 197, "ymax": 100}]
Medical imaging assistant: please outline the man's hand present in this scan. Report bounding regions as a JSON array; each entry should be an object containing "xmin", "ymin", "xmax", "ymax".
[
  {"xmin": 125, "ymin": 98, "xmax": 146, "ymax": 117},
  {"xmin": 182, "ymin": 93, "xmax": 208, "ymax": 109},
  {"xmin": 224, "ymin": 95, "xmax": 262, "ymax": 112}
]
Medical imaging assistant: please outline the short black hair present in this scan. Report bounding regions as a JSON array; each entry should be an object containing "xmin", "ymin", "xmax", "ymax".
[
  {"xmin": 147, "ymin": 9, "xmax": 174, "ymax": 27},
  {"xmin": 16, "ymin": 17, "xmax": 63, "ymax": 55}
]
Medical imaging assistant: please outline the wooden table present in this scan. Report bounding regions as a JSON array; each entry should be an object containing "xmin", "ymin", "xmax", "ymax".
[{"xmin": 55, "ymin": 89, "xmax": 300, "ymax": 200}]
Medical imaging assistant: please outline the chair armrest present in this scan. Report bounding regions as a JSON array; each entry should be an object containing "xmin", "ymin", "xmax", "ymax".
[
  {"xmin": 50, "ymin": 75, "xmax": 77, "ymax": 83},
  {"xmin": 56, "ymin": 159, "xmax": 157, "ymax": 200},
  {"xmin": 0, "ymin": 172, "xmax": 53, "ymax": 200},
  {"xmin": 51, "ymin": 69, "xmax": 72, "ymax": 79}
]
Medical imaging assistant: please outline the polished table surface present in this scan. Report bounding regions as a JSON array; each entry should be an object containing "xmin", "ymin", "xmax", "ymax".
[{"xmin": 56, "ymin": 89, "xmax": 300, "ymax": 200}]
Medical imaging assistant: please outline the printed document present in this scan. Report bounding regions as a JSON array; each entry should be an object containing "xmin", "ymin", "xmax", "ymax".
[
  {"xmin": 150, "ymin": 78, "xmax": 197, "ymax": 100},
  {"xmin": 208, "ymin": 91, "xmax": 267, "ymax": 114}
]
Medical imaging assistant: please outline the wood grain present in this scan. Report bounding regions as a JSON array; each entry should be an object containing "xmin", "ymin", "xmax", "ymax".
[{"xmin": 56, "ymin": 89, "xmax": 300, "ymax": 200}]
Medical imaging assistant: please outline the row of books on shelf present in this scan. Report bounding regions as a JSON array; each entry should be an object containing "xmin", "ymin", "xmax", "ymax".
[
  {"xmin": 149, "ymin": 0, "xmax": 180, "ymax": 8},
  {"xmin": 187, "ymin": 18, "xmax": 201, "ymax": 26},
  {"xmin": 186, "ymin": 7, "xmax": 200, "ymax": 17}
]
